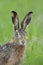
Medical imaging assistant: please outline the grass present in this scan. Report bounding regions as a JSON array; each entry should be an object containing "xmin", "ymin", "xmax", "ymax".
[{"xmin": 0, "ymin": 0, "xmax": 43, "ymax": 65}]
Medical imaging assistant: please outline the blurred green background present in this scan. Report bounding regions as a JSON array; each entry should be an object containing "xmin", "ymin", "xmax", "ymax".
[{"xmin": 0, "ymin": 0, "xmax": 43, "ymax": 65}]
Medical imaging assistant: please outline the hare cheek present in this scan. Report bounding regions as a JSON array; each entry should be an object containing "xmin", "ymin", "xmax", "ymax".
[{"xmin": 19, "ymin": 40, "xmax": 23, "ymax": 45}]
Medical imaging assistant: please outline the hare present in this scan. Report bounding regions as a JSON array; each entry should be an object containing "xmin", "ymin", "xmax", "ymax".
[{"xmin": 0, "ymin": 11, "xmax": 33, "ymax": 65}]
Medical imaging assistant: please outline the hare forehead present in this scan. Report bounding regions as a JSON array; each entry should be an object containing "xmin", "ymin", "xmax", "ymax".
[
  {"xmin": 19, "ymin": 30, "xmax": 26, "ymax": 36},
  {"xmin": 18, "ymin": 32, "xmax": 25, "ymax": 39}
]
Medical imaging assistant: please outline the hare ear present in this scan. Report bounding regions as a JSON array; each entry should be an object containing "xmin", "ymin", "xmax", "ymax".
[
  {"xmin": 11, "ymin": 11, "xmax": 19, "ymax": 31},
  {"xmin": 21, "ymin": 11, "xmax": 33, "ymax": 30}
]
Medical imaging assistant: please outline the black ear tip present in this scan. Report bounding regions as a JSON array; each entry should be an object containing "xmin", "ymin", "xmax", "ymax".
[
  {"xmin": 11, "ymin": 11, "xmax": 17, "ymax": 15},
  {"xmin": 29, "ymin": 11, "xmax": 33, "ymax": 13},
  {"xmin": 27, "ymin": 11, "xmax": 33, "ymax": 15},
  {"xmin": 29, "ymin": 11, "xmax": 33, "ymax": 14}
]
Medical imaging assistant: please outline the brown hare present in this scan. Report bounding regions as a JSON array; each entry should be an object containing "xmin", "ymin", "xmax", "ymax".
[{"xmin": 0, "ymin": 11, "xmax": 33, "ymax": 65}]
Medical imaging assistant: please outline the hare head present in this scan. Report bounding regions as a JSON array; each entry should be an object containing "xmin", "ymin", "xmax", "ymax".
[{"xmin": 11, "ymin": 11, "xmax": 33, "ymax": 45}]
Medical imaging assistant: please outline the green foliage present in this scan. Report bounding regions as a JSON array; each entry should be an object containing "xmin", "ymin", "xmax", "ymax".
[{"xmin": 0, "ymin": 0, "xmax": 43, "ymax": 65}]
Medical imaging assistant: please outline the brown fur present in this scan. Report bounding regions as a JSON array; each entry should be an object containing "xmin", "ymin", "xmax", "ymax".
[
  {"xmin": 0, "ymin": 43, "xmax": 25, "ymax": 65},
  {"xmin": 6, "ymin": 44, "xmax": 25, "ymax": 65}
]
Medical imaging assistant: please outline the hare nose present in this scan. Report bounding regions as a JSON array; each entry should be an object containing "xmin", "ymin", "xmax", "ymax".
[{"xmin": 22, "ymin": 41, "xmax": 24, "ymax": 44}]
